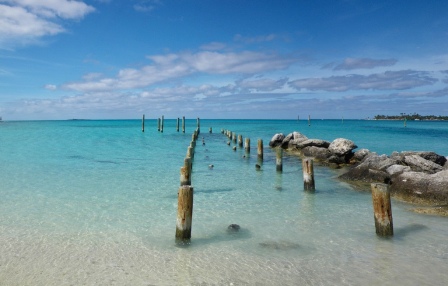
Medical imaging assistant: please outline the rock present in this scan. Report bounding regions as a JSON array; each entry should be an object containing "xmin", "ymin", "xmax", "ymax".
[
  {"xmin": 227, "ymin": 224, "xmax": 240, "ymax": 233},
  {"xmin": 403, "ymin": 155, "xmax": 443, "ymax": 174},
  {"xmin": 328, "ymin": 138, "xmax": 358, "ymax": 156},
  {"xmin": 390, "ymin": 170, "xmax": 448, "ymax": 203},
  {"xmin": 301, "ymin": 146, "xmax": 331, "ymax": 161},
  {"xmin": 282, "ymin": 132, "xmax": 308, "ymax": 148},
  {"xmin": 386, "ymin": 164, "xmax": 411, "ymax": 176},
  {"xmin": 354, "ymin": 149, "xmax": 370, "ymax": 162},
  {"xmin": 399, "ymin": 151, "xmax": 447, "ymax": 166},
  {"xmin": 269, "ymin": 133, "xmax": 285, "ymax": 147},
  {"xmin": 296, "ymin": 139, "xmax": 331, "ymax": 149},
  {"xmin": 338, "ymin": 153, "xmax": 394, "ymax": 183}
]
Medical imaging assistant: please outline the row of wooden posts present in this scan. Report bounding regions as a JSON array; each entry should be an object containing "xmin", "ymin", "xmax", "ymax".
[
  {"xmin": 175, "ymin": 119, "xmax": 202, "ymax": 243},
  {"xmin": 174, "ymin": 122, "xmax": 393, "ymax": 243},
  {"xmin": 221, "ymin": 129, "xmax": 316, "ymax": 191},
  {"xmin": 142, "ymin": 114, "xmax": 195, "ymax": 133}
]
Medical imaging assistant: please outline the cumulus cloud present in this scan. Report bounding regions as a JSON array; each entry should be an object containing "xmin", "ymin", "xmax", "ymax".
[
  {"xmin": 237, "ymin": 77, "xmax": 289, "ymax": 92},
  {"xmin": 44, "ymin": 84, "xmax": 57, "ymax": 90},
  {"xmin": 0, "ymin": 0, "xmax": 94, "ymax": 47},
  {"xmin": 324, "ymin": 58, "xmax": 398, "ymax": 70},
  {"xmin": 64, "ymin": 51, "xmax": 296, "ymax": 92},
  {"xmin": 289, "ymin": 70, "xmax": 437, "ymax": 92}
]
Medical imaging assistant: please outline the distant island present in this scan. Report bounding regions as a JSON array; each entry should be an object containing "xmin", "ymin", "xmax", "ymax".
[{"xmin": 374, "ymin": 113, "xmax": 448, "ymax": 121}]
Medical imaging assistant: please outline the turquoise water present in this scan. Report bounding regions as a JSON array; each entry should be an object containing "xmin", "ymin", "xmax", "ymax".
[{"xmin": 0, "ymin": 119, "xmax": 447, "ymax": 285}]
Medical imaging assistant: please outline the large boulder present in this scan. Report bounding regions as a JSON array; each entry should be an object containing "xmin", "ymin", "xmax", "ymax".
[
  {"xmin": 398, "ymin": 151, "xmax": 447, "ymax": 166},
  {"xmin": 338, "ymin": 153, "xmax": 396, "ymax": 183},
  {"xmin": 269, "ymin": 133, "xmax": 285, "ymax": 147},
  {"xmin": 353, "ymin": 149, "xmax": 370, "ymax": 162},
  {"xmin": 282, "ymin": 132, "xmax": 308, "ymax": 148},
  {"xmin": 403, "ymin": 155, "xmax": 444, "ymax": 174},
  {"xmin": 328, "ymin": 138, "xmax": 357, "ymax": 156},
  {"xmin": 301, "ymin": 146, "xmax": 331, "ymax": 161},
  {"xmin": 390, "ymin": 170, "xmax": 448, "ymax": 203},
  {"xmin": 296, "ymin": 139, "xmax": 331, "ymax": 149}
]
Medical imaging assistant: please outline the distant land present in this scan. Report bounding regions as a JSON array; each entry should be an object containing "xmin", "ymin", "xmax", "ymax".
[{"xmin": 374, "ymin": 113, "xmax": 448, "ymax": 121}]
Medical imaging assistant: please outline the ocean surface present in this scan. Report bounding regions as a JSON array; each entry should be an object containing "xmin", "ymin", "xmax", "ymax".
[{"xmin": 0, "ymin": 119, "xmax": 447, "ymax": 285}]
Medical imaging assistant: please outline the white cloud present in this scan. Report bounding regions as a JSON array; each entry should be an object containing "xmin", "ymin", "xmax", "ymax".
[
  {"xmin": 237, "ymin": 77, "xmax": 289, "ymax": 92},
  {"xmin": 0, "ymin": 1, "xmax": 94, "ymax": 47},
  {"xmin": 44, "ymin": 84, "xmax": 57, "ymax": 90},
  {"xmin": 64, "ymin": 51, "xmax": 296, "ymax": 92},
  {"xmin": 331, "ymin": 58, "xmax": 398, "ymax": 70},
  {"xmin": 289, "ymin": 70, "xmax": 438, "ymax": 92}
]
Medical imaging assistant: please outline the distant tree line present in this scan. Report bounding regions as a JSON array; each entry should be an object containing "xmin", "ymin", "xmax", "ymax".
[{"xmin": 374, "ymin": 113, "xmax": 448, "ymax": 120}]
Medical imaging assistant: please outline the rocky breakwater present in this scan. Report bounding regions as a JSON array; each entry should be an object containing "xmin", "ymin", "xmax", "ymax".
[{"xmin": 270, "ymin": 132, "xmax": 448, "ymax": 216}]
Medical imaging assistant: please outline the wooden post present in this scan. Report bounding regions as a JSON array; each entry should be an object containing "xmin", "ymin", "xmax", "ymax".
[
  {"xmin": 177, "ymin": 118, "xmax": 180, "ymax": 132},
  {"xmin": 232, "ymin": 132, "xmax": 237, "ymax": 143},
  {"xmin": 238, "ymin": 135, "xmax": 243, "ymax": 148},
  {"xmin": 371, "ymin": 183, "xmax": 393, "ymax": 237},
  {"xmin": 175, "ymin": 185, "xmax": 194, "ymax": 242},
  {"xmin": 190, "ymin": 140, "xmax": 196, "ymax": 149},
  {"xmin": 209, "ymin": 127, "xmax": 212, "ymax": 133},
  {"xmin": 245, "ymin": 138, "xmax": 250, "ymax": 153},
  {"xmin": 180, "ymin": 158, "xmax": 191, "ymax": 186},
  {"xmin": 142, "ymin": 114, "xmax": 145, "ymax": 132},
  {"xmin": 197, "ymin": 117, "xmax": 200, "ymax": 134},
  {"xmin": 276, "ymin": 148, "xmax": 283, "ymax": 172},
  {"xmin": 308, "ymin": 115, "xmax": 311, "ymax": 126},
  {"xmin": 187, "ymin": 146, "xmax": 194, "ymax": 159},
  {"xmin": 157, "ymin": 118, "xmax": 160, "ymax": 131},
  {"xmin": 257, "ymin": 139, "xmax": 263, "ymax": 160},
  {"xmin": 161, "ymin": 115, "xmax": 164, "ymax": 133},
  {"xmin": 182, "ymin": 116, "xmax": 185, "ymax": 133},
  {"xmin": 302, "ymin": 158, "xmax": 315, "ymax": 191}
]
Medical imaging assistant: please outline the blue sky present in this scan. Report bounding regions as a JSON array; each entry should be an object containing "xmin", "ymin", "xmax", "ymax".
[{"xmin": 1, "ymin": 0, "xmax": 448, "ymax": 120}]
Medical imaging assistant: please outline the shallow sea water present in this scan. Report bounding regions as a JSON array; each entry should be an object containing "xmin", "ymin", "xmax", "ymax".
[{"xmin": 0, "ymin": 119, "xmax": 447, "ymax": 285}]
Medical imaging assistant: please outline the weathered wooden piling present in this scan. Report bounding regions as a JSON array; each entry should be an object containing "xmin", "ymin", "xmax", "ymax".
[
  {"xmin": 175, "ymin": 185, "xmax": 194, "ymax": 242},
  {"xmin": 232, "ymin": 132, "xmax": 237, "ymax": 143},
  {"xmin": 238, "ymin": 135, "xmax": 243, "ymax": 148},
  {"xmin": 187, "ymin": 146, "xmax": 194, "ymax": 159},
  {"xmin": 257, "ymin": 139, "xmax": 263, "ymax": 160},
  {"xmin": 209, "ymin": 127, "xmax": 212, "ymax": 133},
  {"xmin": 308, "ymin": 115, "xmax": 311, "ymax": 126},
  {"xmin": 161, "ymin": 115, "xmax": 164, "ymax": 133},
  {"xmin": 302, "ymin": 158, "xmax": 315, "ymax": 191},
  {"xmin": 371, "ymin": 183, "xmax": 393, "ymax": 237},
  {"xmin": 157, "ymin": 118, "xmax": 160, "ymax": 131},
  {"xmin": 177, "ymin": 118, "xmax": 180, "ymax": 132},
  {"xmin": 276, "ymin": 148, "xmax": 283, "ymax": 172},
  {"xmin": 182, "ymin": 116, "xmax": 185, "ymax": 133},
  {"xmin": 180, "ymin": 157, "xmax": 192, "ymax": 186},
  {"xmin": 245, "ymin": 138, "xmax": 250, "ymax": 153},
  {"xmin": 142, "ymin": 114, "xmax": 145, "ymax": 132},
  {"xmin": 197, "ymin": 117, "xmax": 200, "ymax": 134}
]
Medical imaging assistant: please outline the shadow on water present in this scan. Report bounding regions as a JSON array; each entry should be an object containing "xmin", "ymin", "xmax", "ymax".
[
  {"xmin": 175, "ymin": 227, "xmax": 252, "ymax": 249},
  {"xmin": 194, "ymin": 188, "xmax": 235, "ymax": 194},
  {"xmin": 392, "ymin": 223, "xmax": 429, "ymax": 240}
]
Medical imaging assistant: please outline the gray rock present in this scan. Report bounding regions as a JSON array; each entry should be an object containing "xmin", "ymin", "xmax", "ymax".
[
  {"xmin": 227, "ymin": 224, "xmax": 240, "ymax": 233},
  {"xmin": 269, "ymin": 133, "xmax": 285, "ymax": 147},
  {"xmin": 391, "ymin": 170, "xmax": 448, "ymax": 203},
  {"xmin": 386, "ymin": 164, "xmax": 411, "ymax": 176},
  {"xmin": 399, "ymin": 151, "xmax": 447, "ymax": 166},
  {"xmin": 302, "ymin": 146, "xmax": 331, "ymax": 160},
  {"xmin": 403, "ymin": 155, "xmax": 444, "ymax": 174},
  {"xmin": 354, "ymin": 148, "xmax": 370, "ymax": 162},
  {"xmin": 328, "ymin": 138, "xmax": 358, "ymax": 156},
  {"xmin": 296, "ymin": 139, "xmax": 331, "ymax": 149},
  {"xmin": 284, "ymin": 132, "xmax": 309, "ymax": 148}
]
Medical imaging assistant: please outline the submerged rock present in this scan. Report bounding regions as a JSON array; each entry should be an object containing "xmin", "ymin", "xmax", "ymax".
[{"xmin": 227, "ymin": 224, "xmax": 240, "ymax": 233}]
